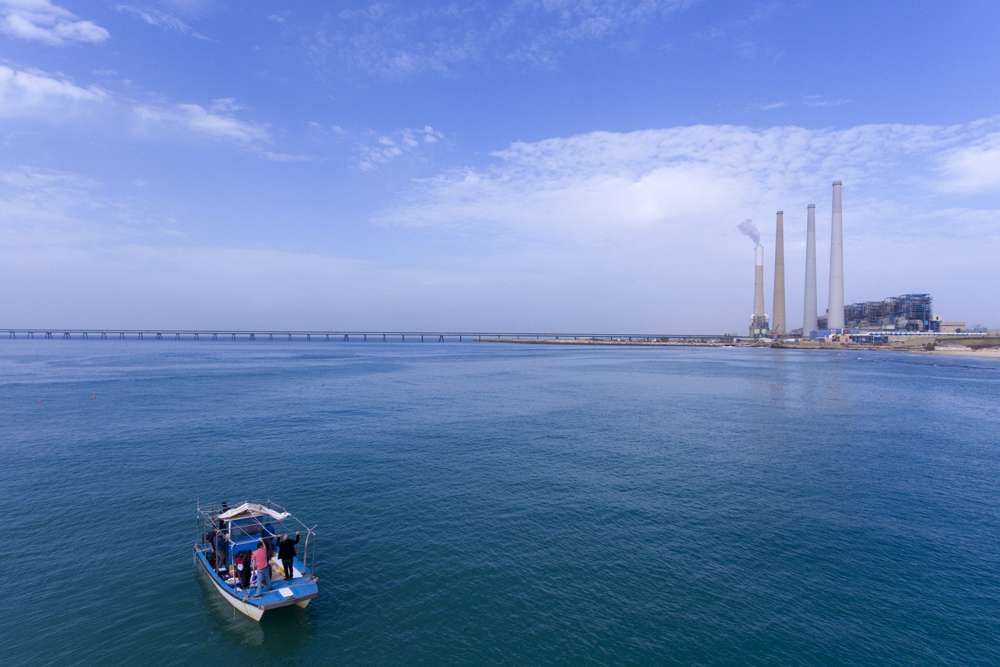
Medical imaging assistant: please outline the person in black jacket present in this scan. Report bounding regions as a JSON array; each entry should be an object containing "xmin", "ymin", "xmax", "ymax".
[
  {"xmin": 277, "ymin": 532, "xmax": 301, "ymax": 579},
  {"xmin": 237, "ymin": 551, "xmax": 252, "ymax": 589}
]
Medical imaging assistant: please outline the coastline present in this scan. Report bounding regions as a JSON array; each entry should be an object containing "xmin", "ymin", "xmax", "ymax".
[
  {"xmin": 919, "ymin": 347, "xmax": 1000, "ymax": 361},
  {"xmin": 478, "ymin": 337, "xmax": 1000, "ymax": 360}
]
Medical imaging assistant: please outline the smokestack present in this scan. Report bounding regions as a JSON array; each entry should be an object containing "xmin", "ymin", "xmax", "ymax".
[
  {"xmin": 754, "ymin": 245, "xmax": 765, "ymax": 317},
  {"xmin": 771, "ymin": 210, "xmax": 786, "ymax": 335},
  {"xmin": 749, "ymin": 244, "xmax": 769, "ymax": 337},
  {"xmin": 803, "ymin": 204, "xmax": 818, "ymax": 334},
  {"xmin": 827, "ymin": 181, "xmax": 845, "ymax": 330}
]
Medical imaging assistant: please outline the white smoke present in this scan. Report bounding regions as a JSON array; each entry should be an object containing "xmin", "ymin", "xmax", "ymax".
[{"xmin": 737, "ymin": 219, "xmax": 760, "ymax": 245}]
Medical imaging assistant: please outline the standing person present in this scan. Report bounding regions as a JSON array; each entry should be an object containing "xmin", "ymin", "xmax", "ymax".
[
  {"xmin": 214, "ymin": 529, "xmax": 228, "ymax": 571},
  {"xmin": 277, "ymin": 532, "xmax": 301, "ymax": 580},
  {"xmin": 252, "ymin": 539, "xmax": 270, "ymax": 596},
  {"xmin": 236, "ymin": 551, "xmax": 252, "ymax": 589},
  {"xmin": 204, "ymin": 527, "xmax": 217, "ymax": 564}
]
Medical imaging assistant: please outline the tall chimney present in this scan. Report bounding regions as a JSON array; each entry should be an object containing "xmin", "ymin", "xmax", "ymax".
[
  {"xmin": 771, "ymin": 210, "xmax": 786, "ymax": 335},
  {"xmin": 827, "ymin": 181, "xmax": 845, "ymax": 330},
  {"xmin": 803, "ymin": 204, "xmax": 818, "ymax": 334},
  {"xmin": 749, "ymin": 245, "xmax": 769, "ymax": 337}
]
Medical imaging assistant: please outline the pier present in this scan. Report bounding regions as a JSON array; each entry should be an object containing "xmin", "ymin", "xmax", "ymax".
[{"xmin": 1, "ymin": 329, "xmax": 731, "ymax": 343}]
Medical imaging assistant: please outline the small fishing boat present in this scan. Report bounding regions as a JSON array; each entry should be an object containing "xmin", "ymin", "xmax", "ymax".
[{"xmin": 194, "ymin": 501, "xmax": 319, "ymax": 621}]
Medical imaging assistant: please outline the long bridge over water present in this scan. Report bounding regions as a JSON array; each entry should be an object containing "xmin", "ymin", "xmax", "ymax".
[{"xmin": 2, "ymin": 328, "xmax": 731, "ymax": 343}]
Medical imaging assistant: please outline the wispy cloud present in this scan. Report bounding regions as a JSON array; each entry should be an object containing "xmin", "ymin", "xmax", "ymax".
[
  {"xmin": 0, "ymin": 63, "xmax": 303, "ymax": 161},
  {"xmin": 116, "ymin": 3, "xmax": 208, "ymax": 39},
  {"xmin": 802, "ymin": 94, "xmax": 851, "ymax": 108},
  {"xmin": 0, "ymin": 65, "xmax": 107, "ymax": 119},
  {"xmin": 0, "ymin": 0, "xmax": 109, "ymax": 45},
  {"xmin": 358, "ymin": 125, "xmax": 444, "ymax": 171},
  {"xmin": 379, "ymin": 118, "xmax": 1000, "ymax": 242},
  {"xmin": 308, "ymin": 1, "xmax": 693, "ymax": 77},
  {"xmin": 754, "ymin": 100, "xmax": 786, "ymax": 111},
  {"xmin": 131, "ymin": 97, "xmax": 312, "ymax": 162},
  {"xmin": 939, "ymin": 132, "xmax": 1000, "ymax": 194},
  {"xmin": 133, "ymin": 99, "xmax": 269, "ymax": 145}
]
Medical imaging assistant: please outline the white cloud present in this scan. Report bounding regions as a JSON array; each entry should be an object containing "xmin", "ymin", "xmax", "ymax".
[
  {"xmin": 754, "ymin": 100, "xmax": 786, "ymax": 111},
  {"xmin": 116, "ymin": 3, "xmax": 208, "ymax": 39},
  {"xmin": 358, "ymin": 126, "xmax": 445, "ymax": 171},
  {"xmin": 379, "ymin": 118, "xmax": 1000, "ymax": 242},
  {"xmin": 134, "ymin": 101, "xmax": 269, "ymax": 145},
  {"xmin": 939, "ymin": 133, "xmax": 1000, "ymax": 194},
  {"xmin": 802, "ymin": 94, "xmax": 851, "ymax": 108},
  {"xmin": 310, "ymin": 1, "xmax": 693, "ymax": 77},
  {"xmin": 0, "ymin": 0, "xmax": 109, "ymax": 45},
  {"xmin": 0, "ymin": 64, "xmax": 106, "ymax": 119}
]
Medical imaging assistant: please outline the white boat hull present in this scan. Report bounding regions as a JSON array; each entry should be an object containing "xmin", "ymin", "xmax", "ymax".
[{"xmin": 199, "ymin": 559, "xmax": 265, "ymax": 621}]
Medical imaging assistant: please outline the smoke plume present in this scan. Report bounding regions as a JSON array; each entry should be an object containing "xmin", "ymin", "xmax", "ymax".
[{"xmin": 737, "ymin": 219, "xmax": 760, "ymax": 245}]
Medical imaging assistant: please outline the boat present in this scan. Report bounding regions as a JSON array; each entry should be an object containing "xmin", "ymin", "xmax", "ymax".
[{"xmin": 194, "ymin": 500, "xmax": 319, "ymax": 621}]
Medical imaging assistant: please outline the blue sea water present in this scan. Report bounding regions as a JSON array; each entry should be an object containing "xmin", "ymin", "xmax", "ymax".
[{"xmin": 1, "ymin": 340, "xmax": 999, "ymax": 665}]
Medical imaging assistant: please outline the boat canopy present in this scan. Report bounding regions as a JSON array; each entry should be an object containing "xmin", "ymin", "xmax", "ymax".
[{"xmin": 218, "ymin": 502, "xmax": 290, "ymax": 521}]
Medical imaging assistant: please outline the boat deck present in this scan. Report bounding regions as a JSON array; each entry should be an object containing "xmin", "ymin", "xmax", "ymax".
[{"xmin": 195, "ymin": 547, "xmax": 319, "ymax": 612}]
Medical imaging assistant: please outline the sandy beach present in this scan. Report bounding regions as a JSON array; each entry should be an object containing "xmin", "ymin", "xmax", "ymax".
[{"xmin": 923, "ymin": 347, "xmax": 1000, "ymax": 361}]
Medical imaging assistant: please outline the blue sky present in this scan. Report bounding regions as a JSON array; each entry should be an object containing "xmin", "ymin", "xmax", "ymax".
[{"xmin": 2, "ymin": 0, "xmax": 999, "ymax": 332}]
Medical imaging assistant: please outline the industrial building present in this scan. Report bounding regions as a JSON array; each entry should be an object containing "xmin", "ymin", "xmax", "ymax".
[
  {"xmin": 845, "ymin": 293, "xmax": 933, "ymax": 331},
  {"xmin": 816, "ymin": 293, "xmax": 956, "ymax": 332}
]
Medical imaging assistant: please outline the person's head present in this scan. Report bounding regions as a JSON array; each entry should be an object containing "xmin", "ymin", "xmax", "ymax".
[
  {"xmin": 280, "ymin": 533, "xmax": 287, "ymax": 541},
  {"xmin": 258, "ymin": 539, "xmax": 265, "ymax": 549}
]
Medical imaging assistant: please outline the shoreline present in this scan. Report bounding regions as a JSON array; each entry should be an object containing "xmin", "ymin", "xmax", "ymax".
[{"xmin": 477, "ymin": 337, "xmax": 1000, "ymax": 360}]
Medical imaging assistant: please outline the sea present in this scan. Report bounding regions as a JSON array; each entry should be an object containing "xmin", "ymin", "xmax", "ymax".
[{"xmin": 2, "ymin": 340, "xmax": 999, "ymax": 665}]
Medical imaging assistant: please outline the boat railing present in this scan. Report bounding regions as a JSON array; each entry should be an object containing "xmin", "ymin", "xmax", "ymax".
[{"xmin": 196, "ymin": 500, "xmax": 319, "ymax": 576}]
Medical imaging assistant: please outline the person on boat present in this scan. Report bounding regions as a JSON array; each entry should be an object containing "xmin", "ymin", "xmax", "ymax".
[
  {"xmin": 204, "ymin": 527, "xmax": 217, "ymax": 563},
  {"xmin": 277, "ymin": 532, "xmax": 301, "ymax": 580},
  {"xmin": 252, "ymin": 540, "xmax": 271, "ymax": 596},
  {"xmin": 214, "ymin": 529, "xmax": 228, "ymax": 571},
  {"xmin": 240, "ymin": 551, "xmax": 253, "ymax": 589}
]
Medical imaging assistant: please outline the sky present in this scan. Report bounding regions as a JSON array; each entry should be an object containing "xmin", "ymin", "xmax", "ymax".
[{"xmin": 2, "ymin": 0, "xmax": 999, "ymax": 333}]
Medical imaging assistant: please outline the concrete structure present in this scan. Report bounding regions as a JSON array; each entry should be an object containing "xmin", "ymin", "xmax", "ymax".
[
  {"xmin": 803, "ymin": 204, "xmax": 818, "ymax": 334},
  {"xmin": 749, "ymin": 245, "xmax": 769, "ymax": 337},
  {"xmin": 827, "ymin": 181, "xmax": 845, "ymax": 330},
  {"xmin": 843, "ymin": 293, "xmax": 933, "ymax": 331},
  {"xmin": 936, "ymin": 320, "xmax": 967, "ymax": 334},
  {"xmin": 771, "ymin": 210, "xmax": 786, "ymax": 336}
]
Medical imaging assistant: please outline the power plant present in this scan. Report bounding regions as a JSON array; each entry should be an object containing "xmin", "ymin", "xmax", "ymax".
[
  {"xmin": 750, "ymin": 244, "xmax": 769, "ymax": 337},
  {"xmin": 803, "ymin": 204, "xmax": 818, "ymax": 334},
  {"xmin": 771, "ymin": 210, "xmax": 786, "ymax": 336},
  {"xmin": 742, "ymin": 181, "xmax": 845, "ymax": 337},
  {"xmin": 827, "ymin": 180, "xmax": 845, "ymax": 330}
]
